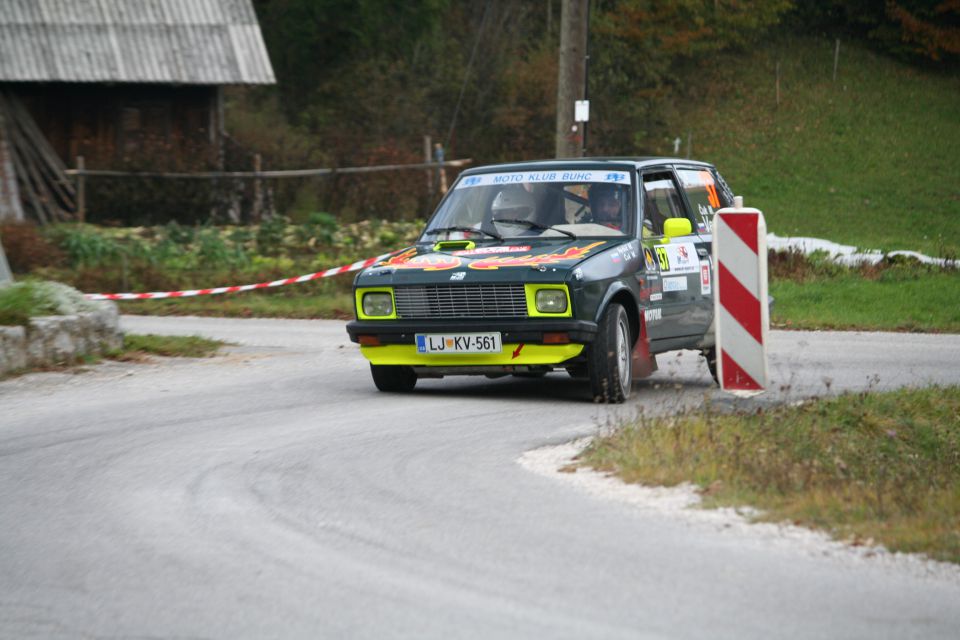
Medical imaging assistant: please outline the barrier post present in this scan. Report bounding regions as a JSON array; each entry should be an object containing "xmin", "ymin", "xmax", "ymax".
[{"xmin": 713, "ymin": 205, "xmax": 769, "ymax": 392}]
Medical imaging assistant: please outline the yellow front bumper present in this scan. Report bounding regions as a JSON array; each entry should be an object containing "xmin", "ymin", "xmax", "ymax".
[{"xmin": 360, "ymin": 343, "xmax": 585, "ymax": 366}]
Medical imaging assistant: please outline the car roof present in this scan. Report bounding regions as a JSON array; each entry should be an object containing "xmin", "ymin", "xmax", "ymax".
[{"xmin": 460, "ymin": 156, "xmax": 715, "ymax": 176}]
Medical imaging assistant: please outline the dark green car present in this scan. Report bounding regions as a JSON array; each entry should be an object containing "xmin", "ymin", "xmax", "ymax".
[{"xmin": 346, "ymin": 158, "xmax": 735, "ymax": 402}]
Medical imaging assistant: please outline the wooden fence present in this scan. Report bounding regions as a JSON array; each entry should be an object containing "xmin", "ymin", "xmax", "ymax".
[{"xmin": 64, "ymin": 157, "xmax": 473, "ymax": 223}]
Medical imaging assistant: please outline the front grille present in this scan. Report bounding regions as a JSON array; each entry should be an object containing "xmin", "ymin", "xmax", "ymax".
[{"xmin": 394, "ymin": 284, "xmax": 528, "ymax": 319}]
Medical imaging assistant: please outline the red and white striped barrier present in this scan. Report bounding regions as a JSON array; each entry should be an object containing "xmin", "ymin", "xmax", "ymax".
[
  {"xmin": 713, "ymin": 206, "xmax": 769, "ymax": 392},
  {"xmin": 83, "ymin": 252, "xmax": 393, "ymax": 301}
]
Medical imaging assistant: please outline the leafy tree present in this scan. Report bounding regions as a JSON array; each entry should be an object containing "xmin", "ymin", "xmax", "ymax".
[
  {"xmin": 254, "ymin": 0, "xmax": 449, "ymax": 120},
  {"xmin": 587, "ymin": 0, "xmax": 794, "ymax": 154},
  {"xmin": 886, "ymin": 1, "xmax": 960, "ymax": 61},
  {"xmin": 788, "ymin": 0, "xmax": 960, "ymax": 63}
]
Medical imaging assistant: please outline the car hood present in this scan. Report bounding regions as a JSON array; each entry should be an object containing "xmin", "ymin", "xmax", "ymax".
[{"xmin": 356, "ymin": 238, "xmax": 631, "ymax": 285}]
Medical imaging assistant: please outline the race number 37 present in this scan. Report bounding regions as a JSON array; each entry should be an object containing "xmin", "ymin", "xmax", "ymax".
[{"xmin": 655, "ymin": 246, "xmax": 670, "ymax": 271}]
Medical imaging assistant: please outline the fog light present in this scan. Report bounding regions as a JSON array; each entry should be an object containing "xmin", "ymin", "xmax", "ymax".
[
  {"xmin": 362, "ymin": 292, "xmax": 393, "ymax": 317},
  {"xmin": 536, "ymin": 289, "xmax": 568, "ymax": 313}
]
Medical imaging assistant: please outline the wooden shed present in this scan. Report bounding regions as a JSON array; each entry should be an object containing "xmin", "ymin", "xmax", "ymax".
[{"xmin": 0, "ymin": 0, "xmax": 275, "ymax": 223}]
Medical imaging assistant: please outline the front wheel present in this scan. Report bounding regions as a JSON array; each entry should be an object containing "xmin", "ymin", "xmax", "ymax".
[
  {"xmin": 370, "ymin": 364, "xmax": 417, "ymax": 392},
  {"xmin": 587, "ymin": 303, "xmax": 633, "ymax": 403}
]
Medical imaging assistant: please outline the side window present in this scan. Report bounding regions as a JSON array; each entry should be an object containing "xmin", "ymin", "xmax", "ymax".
[
  {"xmin": 676, "ymin": 167, "xmax": 731, "ymax": 233},
  {"xmin": 640, "ymin": 171, "xmax": 686, "ymax": 237}
]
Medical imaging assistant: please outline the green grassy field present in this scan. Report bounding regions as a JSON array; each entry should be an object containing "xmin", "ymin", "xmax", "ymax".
[
  {"xmin": 667, "ymin": 35, "xmax": 960, "ymax": 257},
  {"xmin": 771, "ymin": 269, "xmax": 960, "ymax": 332},
  {"xmin": 767, "ymin": 251, "xmax": 960, "ymax": 332}
]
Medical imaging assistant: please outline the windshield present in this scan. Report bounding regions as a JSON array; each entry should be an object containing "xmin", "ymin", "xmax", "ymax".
[{"xmin": 421, "ymin": 169, "xmax": 633, "ymax": 242}]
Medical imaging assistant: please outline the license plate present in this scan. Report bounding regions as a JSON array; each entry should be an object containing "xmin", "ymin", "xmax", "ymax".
[{"xmin": 415, "ymin": 332, "xmax": 502, "ymax": 354}]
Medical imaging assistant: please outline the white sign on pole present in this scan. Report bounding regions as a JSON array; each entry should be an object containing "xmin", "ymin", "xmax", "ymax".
[{"xmin": 575, "ymin": 100, "xmax": 590, "ymax": 123}]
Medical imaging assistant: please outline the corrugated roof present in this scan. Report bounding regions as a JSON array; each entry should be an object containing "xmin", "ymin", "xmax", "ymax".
[{"xmin": 0, "ymin": 0, "xmax": 274, "ymax": 84}]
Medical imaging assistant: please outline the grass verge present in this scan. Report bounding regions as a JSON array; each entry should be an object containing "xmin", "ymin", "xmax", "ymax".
[
  {"xmin": 581, "ymin": 386, "xmax": 960, "ymax": 564},
  {"xmin": 117, "ymin": 334, "xmax": 226, "ymax": 359},
  {"xmin": 118, "ymin": 291, "xmax": 355, "ymax": 320}
]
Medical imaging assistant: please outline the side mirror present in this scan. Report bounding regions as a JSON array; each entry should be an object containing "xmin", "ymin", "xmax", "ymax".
[{"xmin": 663, "ymin": 217, "xmax": 692, "ymax": 238}]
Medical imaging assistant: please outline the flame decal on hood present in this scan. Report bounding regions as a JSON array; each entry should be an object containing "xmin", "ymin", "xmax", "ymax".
[
  {"xmin": 381, "ymin": 248, "xmax": 462, "ymax": 271},
  {"xmin": 377, "ymin": 241, "xmax": 607, "ymax": 271},
  {"xmin": 468, "ymin": 241, "xmax": 606, "ymax": 270}
]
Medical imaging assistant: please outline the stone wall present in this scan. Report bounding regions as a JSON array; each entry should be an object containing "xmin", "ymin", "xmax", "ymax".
[{"xmin": 0, "ymin": 302, "xmax": 122, "ymax": 375}]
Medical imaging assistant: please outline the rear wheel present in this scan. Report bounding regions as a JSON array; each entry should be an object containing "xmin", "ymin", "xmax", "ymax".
[
  {"xmin": 588, "ymin": 304, "xmax": 633, "ymax": 403},
  {"xmin": 370, "ymin": 364, "xmax": 417, "ymax": 392}
]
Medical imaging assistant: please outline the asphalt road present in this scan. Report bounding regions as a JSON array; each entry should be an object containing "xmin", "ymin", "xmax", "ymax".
[{"xmin": 2, "ymin": 316, "xmax": 959, "ymax": 639}]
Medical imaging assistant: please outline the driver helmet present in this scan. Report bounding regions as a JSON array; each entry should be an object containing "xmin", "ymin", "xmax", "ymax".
[
  {"xmin": 589, "ymin": 183, "xmax": 624, "ymax": 227},
  {"xmin": 491, "ymin": 187, "xmax": 535, "ymax": 220}
]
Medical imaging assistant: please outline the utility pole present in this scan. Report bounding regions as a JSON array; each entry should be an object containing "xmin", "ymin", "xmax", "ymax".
[{"xmin": 555, "ymin": 0, "xmax": 588, "ymax": 158}]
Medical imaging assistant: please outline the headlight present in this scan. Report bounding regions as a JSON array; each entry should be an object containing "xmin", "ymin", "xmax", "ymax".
[
  {"xmin": 362, "ymin": 292, "xmax": 393, "ymax": 317},
  {"xmin": 536, "ymin": 289, "xmax": 568, "ymax": 314}
]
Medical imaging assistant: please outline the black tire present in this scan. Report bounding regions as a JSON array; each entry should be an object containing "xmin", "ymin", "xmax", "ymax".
[
  {"xmin": 370, "ymin": 364, "xmax": 417, "ymax": 392},
  {"xmin": 702, "ymin": 346, "xmax": 719, "ymax": 385},
  {"xmin": 587, "ymin": 303, "xmax": 633, "ymax": 403}
]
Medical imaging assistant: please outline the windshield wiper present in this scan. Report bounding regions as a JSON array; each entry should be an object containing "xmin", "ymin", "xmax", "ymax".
[
  {"xmin": 492, "ymin": 218, "xmax": 578, "ymax": 240},
  {"xmin": 424, "ymin": 226, "xmax": 503, "ymax": 241}
]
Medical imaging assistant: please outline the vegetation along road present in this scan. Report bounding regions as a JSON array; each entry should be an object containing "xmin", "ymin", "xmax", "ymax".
[{"xmin": 1, "ymin": 316, "xmax": 958, "ymax": 639}]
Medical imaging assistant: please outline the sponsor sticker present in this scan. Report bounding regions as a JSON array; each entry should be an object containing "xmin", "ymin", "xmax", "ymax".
[
  {"xmin": 654, "ymin": 242, "xmax": 699, "ymax": 275},
  {"xmin": 452, "ymin": 245, "xmax": 530, "ymax": 256},
  {"xmin": 700, "ymin": 262, "xmax": 712, "ymax": 295},
  {"xmin": 455, "ymin": 170, "xmax": 631, "ymax": 189},
  {"xmin": 650, "ymin": 292, "xmax": 663, "ymax": 302},
  {"xmin": 615, "ymin": 243, "xmax": 638, "ymax": 262},
  {"xmin": 644, "ymin": 247, "xmax": 656, "ymax": 271},
  {"xmin": 450, "ymin": 271, "xmax": 466, "ymax": 281},
  {"xmin": 662, "ymin": 276, "xmax": 688, "ymax": 292},
  {"xmin": 644, "ymin": 308, "xmax": 662, "ymax": 323},
  {"xmin": 698, "ymin": 202, "xmax": 714, "ymax": 232}
]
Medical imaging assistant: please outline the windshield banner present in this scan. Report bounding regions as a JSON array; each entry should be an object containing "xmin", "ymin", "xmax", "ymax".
[{"xmin": 456, "ymin": 170, "xmax": 631, "ymax": 189}]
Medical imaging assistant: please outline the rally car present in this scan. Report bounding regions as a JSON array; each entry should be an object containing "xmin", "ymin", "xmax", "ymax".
[{"xmin": 345, "ymin": 157, "xmax": 735, "ymax": 402}]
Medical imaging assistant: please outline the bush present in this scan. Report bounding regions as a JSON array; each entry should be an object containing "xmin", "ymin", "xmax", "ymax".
[
  {"xmin": 0, "ymin": 223, "xmax": 65, "ymax": 272},
  {"xmin": 47, "ymin": 224, "xmax": 123, "ymax": 268},
  {"xmin": 26, "ymin": 219, "xmax": 422, "ymax": 294}
]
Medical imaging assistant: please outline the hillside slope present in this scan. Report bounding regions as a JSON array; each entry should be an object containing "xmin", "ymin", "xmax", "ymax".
[{"xmin": 664, "ymin": 35, "xmax": 959, "ymax": 257}]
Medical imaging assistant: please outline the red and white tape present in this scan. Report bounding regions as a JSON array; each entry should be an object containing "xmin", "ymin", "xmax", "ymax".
[
  {"xmin": 713, "ymin": 206, "xmax": 769, "ymax": 392},
  {"xmin": 83, "ymin": 252, "xmax": 393, "ymax": 301}
]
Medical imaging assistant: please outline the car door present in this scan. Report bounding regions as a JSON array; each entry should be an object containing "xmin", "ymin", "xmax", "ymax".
[
  {"xmin": 639, "ymin": 168, "xmax": 709, "ymax": 342},
  {"xmin": 674, "ymin": 165, "xmax": 737, "ymax": 338}
]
